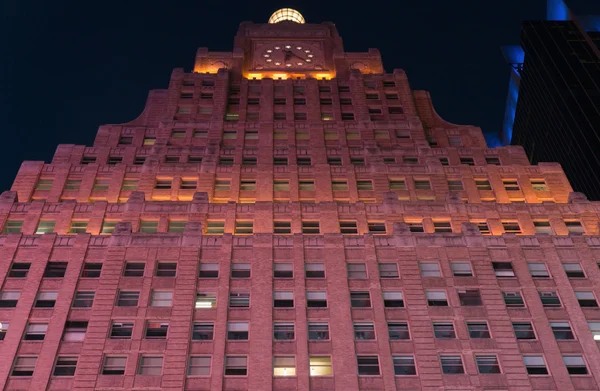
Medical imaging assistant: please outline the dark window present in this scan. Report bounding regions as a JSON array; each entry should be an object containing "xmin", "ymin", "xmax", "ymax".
[
  {"xmin": 308, "ymin": 322, "xmax": 329, "ymax": 340},
  {"xmin": 8, "ymin": 263, "xmax": 30, "ymax": 278},
  {"xmin": 513, "ymin": 322, "xmax": 536, "ymax": 340},
  {"xmin": 110, "ymin": 322, "xmax": 133, "ymax": 339},
  {"xmin": 155, "ymin": 262, "xmax": 176, "ymax": 277},
  {"xmin": 296, "ymin": 157, "xmax": 311, "ymax": 165},
  {"xmin": 274, "ymin": 323, "xmax": 294, "ymax": 340},
  {"xmin": 81, "ymin": 263, "xmax": 102, "ymax": 278},
  {"xmin": 564, "ymin": 356, "xmax": 588, "ymax": 375},
  {"xmin": 62, "ymin": 321, "xmax": 88, "ymax": 342},
  {"xmin": 273, "ymin": 292, "xmax": 294, "ymax": 308},
  {"xmin": 433, "ymin": 322, "xmax": 455, "ymax": 339},
  {"xmin": 393, "ymin": 356, "xmax": 416, "ymax": 376},
  {"xmin": 357, "ymin": 356, "xmax": 380, "ymax": 376},
  {"xmin": 467, "ymin": 322, "xmax": 491, "ymax": 338},
  {"xmin": 227, "ymin": 322, "xmax": 248, "ymax": 340},
  {"xmin": 44, "ymin": 262, "xmax": 68, "ymax": 278},
  {"xmin": 523, "ymin": 356, "xmax": 548, "ymax": 375},
  {"xmin": 231, "ymin": 264, "xmax": 251, "ymax": 278},
  {"xmin": 224, "ymin": 356, "xmax": 247, "ymax": 376},
  {"xmin": 458, "ymin": 290, "xmax": 482, "ymax": 306},
  {"xmin": 102, "ymin": 356, "xmax": 126, "ymax": 375},
  {"xmin": 540, "ymin": 291, "xmax": 562, "ymax": 307},
  {"xmin": 118, "ymin": 136, "xmax": 133, "ymax": 145},
  {"xmin": 123, "ymin": 262, "xmax": 145, "ymax": 277},
  {"xmin": 192, "ymin": 322, "xmax": 214, "ymax": 340},
  {"xmin": 493, "ymin": 262, "xmax": 515, "ymax": 278},
  {"xmin": 274, "ymin": 157, "xmax": 288, "ymax": 166},
  {"xmin": 503, "ymin": 291, "xmax": 525, "ymax": 308},
  {"xmin": 198, "ymin": 263, "xmax": 218, "ymax": 278},
  {"xmin": 350, "ymin": 292, "xmax": 371, "ymax": 308},
  {"xmin": 24, "ymin": 323, "xmax": 47, "ymax": 340},
  {"xmin": 229, "ymin": 292, "xmax": 250, "ymax": 308},
  {"xmin": 388, "ymin": 322, "xmax": 410, "ymax": 340},
  {"xmin": 306, "ymin": 292, "xmax": 327, "ymax": 308},
  {"xmin": 383, "ymin": 291, "xmax": 404, "ymax": 307},
  {"xmin": 475, "ymin": 355, "xmax": 501, "ymax": 374},
  {"xmin": 145, "ymin": 322, "xmax": 168, "ymax": 339},
  {"xmin": 34, "ymin": 292, "xmax": 56, "ymax": 308},
  {"xmin": 550, "ymin": 322, "xmax": 574, "ymax": 340},
  {"xmin": 305, "ymin": 264, "xmax": 325, "ymax": 278},
  {"xmin": 273, "ymin": 263, "xmax": 293, "ymax": 278},
  {"xmin": 53, "ymin": 356, "xmax": 78, "ymax": 376},
  {"xmin": 440, "ymin": 355, "xmax": 465, "ymax": 374},
  {"xmin": 116, "ymin": 291, "xmax": 139, "ymax": 307},
  {"xmin": 72, "ymin": 291, "xmax": 94, "ymax": 308}
]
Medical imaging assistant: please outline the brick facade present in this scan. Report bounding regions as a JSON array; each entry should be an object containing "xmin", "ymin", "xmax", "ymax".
[{"xmin": 1, "ymin": 10, "xmax": 600, "ymax": 391}]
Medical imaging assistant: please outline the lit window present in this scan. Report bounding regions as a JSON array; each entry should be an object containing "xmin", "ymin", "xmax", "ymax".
[
  {"xmin": 440, "ymin": 355, "xmax": 464, "ymax": 374},
  {"xmin": 587, "ymin": 322, "xmax": 600, "ymax": 340},
  {"xmin": 195, "ymin": 292, "xmax": 217, "ymax": 309},
  {"xmin": 68, "ymin": 220, "xmax": 88, "ymax": 234},
  {"xmin": 188, "ymin": 356, "xmax": 211, "ymax": 376},
  {"xmin": 101, "ymin": 220, "xmax": 118, "ymax": 234},
  {"xmin": 143, "ymin": 137, "xmax": 155, "ymax": 146},
  {"xmin": 167, "ymin": 220, "xmax": 186, "ymax": 233},
  {"xmin": 273, "ymin": 356, "xmax": 296, "ymax": 376},
  {"xmin": 310, "ymin": 356, "xmax": 332, "ymax": 376},
  {"xmin": 53, "ymin": 356, "xmax": 78, "ymax": 377},
  {"xmin": 34, "ymin": 220, "xmax": 55, "ymax": 234},
  {"xmin": 357, "ymin": 356, "xmax": 380, "ymax": 376}
]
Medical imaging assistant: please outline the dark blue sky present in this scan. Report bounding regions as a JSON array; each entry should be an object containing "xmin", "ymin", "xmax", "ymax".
[{"xmin": 0, "ymin": 0, "xmax": 597, "ymax": 191}]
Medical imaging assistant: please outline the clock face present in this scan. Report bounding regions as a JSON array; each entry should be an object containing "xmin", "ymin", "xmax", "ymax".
[{"xmin": 253, "ymin": 42, "xmax": 325, "ymax": 71}]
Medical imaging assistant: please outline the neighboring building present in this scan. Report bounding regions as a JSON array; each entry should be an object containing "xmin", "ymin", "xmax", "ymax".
[
  {"xmin": 501, "ymin": 0, "xmax": 600, "ymax": 200},
  {"xmin": 2, "ymin": 7, "xmax": 600, "ymax": 391}
]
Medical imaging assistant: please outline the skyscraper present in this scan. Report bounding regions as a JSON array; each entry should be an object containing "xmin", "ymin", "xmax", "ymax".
[
  {"xmin": 501, "ymin": 0, "xmax": 600, "ymax": 199},
  {"xmin": 1, "ymin": 8, "xmax": 600, "ymax": 391}
]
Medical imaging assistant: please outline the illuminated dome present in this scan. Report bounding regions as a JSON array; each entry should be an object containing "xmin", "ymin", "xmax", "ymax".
[{"xmin": 268, "ymin": 8, "xmax": 305, "ymax": 24}]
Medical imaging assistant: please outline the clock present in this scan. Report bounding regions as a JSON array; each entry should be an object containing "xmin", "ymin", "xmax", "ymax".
[{"xmin": 253, "ymin": 42, "xmax": 325, "ymax": 71}]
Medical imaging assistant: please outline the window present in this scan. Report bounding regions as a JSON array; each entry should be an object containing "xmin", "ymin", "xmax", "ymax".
[
  {"xmin": 310, "ymin": 356, "xmax": 332, "ymax": 376},
  {"xmin": 273, "ymin": 180, "xmax": 289, "ymax": 192},
  {"xmin": 64, "ymin": 179, "xmax": 82, "ymax": 191},
  {"xmin": 351, "ymin": 157, "xmax": 365, "ymax": 165},
  {"xmin": 493, "ymin": 262, "xmax": 515, "ymax": 278},
  {"xmin": 439, "ymin": 157, "xmax": 449, "ymax": 166},
  {"xmin": 549, "ymin": 322, "xmax": 574, "ymax": 340},
  {"xmin": 188, "ymin": 155, "xmax": 202, "ymax": 163},
  {"xmin": 273, "ymin": 356, "xmax": 296, "ymax": 376},
  {"xmin": 274, "ymin": 221, "xmax": 291, "ymax": 235},
  {"xmin": 474, "ymin": 221, "xmax": 491, "ymax": 235},
  {"xmin": 102, "ymin": 356, "xmax": 126, "ymax": 375},
  {"xmin": 53, "ymin": 356, "xmax": 78, "ymax": 377},
  {"xmin": 357, "ymin": 180, "xmax": 373, "ymax": 190},
  {"xmin": 523, "ymin": 356, "xmax": 548, "ymax": 375},
  {"xmin": 225, "ymin": 356, "xmax": 247, "ymax": 376},
  {"xmin": 12, "ymin": 356, "xmax": 37, "ymax": 377},
  {"xmin": 99, "ymin": 220, "xmax": 117, "ymax": 235},
  {"xmin": 340, "ymin": 220, "xmax": 358, "ymax": 235},
  {"xmin": 341, "ymin": 112, "xmax": 355, "ymax": 121},
  {"xmin": 274, "ymin": 322, "xmax": 294, "ymax": 340},
  {"xmin": 134, "ymin": 156, "xmax": 146, "ymax": 165},
  {"xmin": 426, "ymin": 291, "xmax": 448, "ymax": 306},
  {"xmin": 138, "ymin": 356, "xmax": 163, "ymax": 376},
  {"xmin": 180, "ymin": 178, "xmax": 197, "ymax": 190},
  {"xmin": 93, "ymin": 178, "xmax": 110, "ymax": 191},
  {"xmin": 206, "ymin": 221, "xmax": 225, "ymax": 234},
  {"xmin": 145, "ymin": 322, "xmax": 168, "ymax": 339},
  {"xmin": 273, "ymin": 291, "xmax": 294, "ymax": 308},
  {"xmin": 231, "ymin": 263, "xmax": 251, "ymax": 278},
  {"xmin": 307, "ymin": 291, "xmax": 327, "ymax": 308},
  {"xmin": 192, "ymin": 322, "xmax": 214, "ymax": 340},
  {"xmin": 242, "ymin": 156, "xmax": 257, "ymax": 165},
  {"xmin": 348, "ymin": 263, "xmax": 367, "ymax": 279},
  {"xmin": 353, "ymin": 323, "xmax": 375, "ymax": 340},
  {"xmin": 68, "ymin": 220, "xmax": 88, "ymax": 234},
  {"xmin": 198, "ymin": 263, "xmax": 218, "ymax": 278},
  {"xmin": 564, "ymin": 356, "xmax": 587, "ymax": 375},
  {"xmin": 448, "ymin": 136, "xmax": 462, "ymax": 147},
  {"xmin": 439, "ymin": 356, "xmax": 468, "ymax": 377},
  {"xmin": 24, "ymin": 323, "xmax": 48, "ymax": 340},
  {"xmin": 460, "ymin": 157, "xmax": 475, "ymax": 166},
  {"xmin": 534, "ymin": 220, "xmax": 553, "ymax": 234},
  {"xmin": 305, "ymin": 263, "xmax": 325, "ymax": 278},
  {"xmin": 81, "ymin": 156, "xmax": 97, "ymax": 165},
  {"xmin": 110, "ymin": 322, "xmax": 133, "ymax": 339},
  {"xmin": 222, "ymin": 131, "xmax": 237, "ymax": 140},
  {"xmin": 540, "ymin": 291, "xmax": 561, "ymax": 307},
  {"xmin": 35, "ymin": 179, "xmax": 53, "ymax": 190},
  {"xmin": 273, "ymin": 263, "xmax": 293, "ymax": 278},
  {"xmin": 235, "ymin": 221, "xmax": 253, "ymax": 234},
  {"xmin": 36, "ymin": 221, "xmax": 55, "ymax": 234},
  {"xmin": 44, "ymin": 262, "xmax": 68, "ymax": 278},
  {"xmin": 123, "ymin": 262, "xmax": 144, "ymax": 277},
  {"xmin": 273, "ymin": 157, "xmax": 288, "ymax": 166},
  {"xmin": 214, "ymin": 179, "xmax": 231, "ymax": 191},
  {"xmin": 531, "ymin": 179, "xmax": 548, "ymax": 191},
  {"xmin": 297, "ymin": 156, "xmax": 312, "ymax": 166},
  {"xmin": 502, "ymin": 221, "xmax": 521, "ymax": 234},
  {"xmin": 227, "ymin": 322, "xmax": 249, "ymax": 340},
  {"xmin": 414, "ymin": 179, "xmax": 431, "ymax": 190},
  {"xmin": 154, "ymin": 178, "xmax": 172, "ymax": 190},
  {"xmin": 576, "ymin": 291, "xmax": 598, "ymax": 307},
  {"xmin": 379, "ymin": 263, "xmax": 399, "ymax": 278},
  {"xmin": 81, "ymin": 263, "xmax": 102, "ymax": 278},
  {"xmin": 116, "ymin": 291, "xmax": 139, "ymax": 307},
  {"xmin": 466, "ymin": 322, "xmax": 490, "ymax": 339},
  {"xmin": 140, "ymin": 220, "xmax": 158, "ymax": 233},
  {"xmin": 476, "ymin": 355, "xmax": 501, "ymax": 374},
  {"xmin": 229, "ymin": 292, "xmax": 250, "ymax": 308},
  {"xmin": 528, "ymin": 263, "xmax": 549, "ymax": 278},
  {"xmin": 563, "ymin": 263, "xmax": 584, "ymax": 278},
  {"xmin": 590, "ymin": 322, "xmax": 600, "ymax": 340},
  {"xmin": 367, "ymin": 222, "xmax": 386, "ymax": 234},
  {"xmin": 299, "ymin": 180, "xmax": 315, "ymax": 191},
  {"xmin": 383, "ymin": 291, "xmax": 404, "ymax": 307},
  {"xmin": 388, "ymin": 106, "xmax": 404, "ymax": 114},
  {"xmin": 451, "ymin": 262, "xmax": 473, "ymax": 277},
  {"xmin": 351, "ymin": 291, "xmax": 371, "ymax": 308},
  {"xmin": 150, "ymin": 291, "xmax": 172, "ymax": 307},
  {"xmin": 475, "ymin": 180, "xmax": 492, "ymax": 191},
  {"xmin": 357, "ymin": 356, "xmax": 380, "ymax": 376},
  {"xmin": 35, "ymin": 291, "xmax": 58, "ymax": 308},
  {"xmin": 331, "ymin": 180, "xmax": 348, "ymax": 191},
  {"xmin": 513, "ymin": 322, "xmax": 536, "ymax": 339},
  {"xmin": 447, "ymin": 180, "xmax": 464, "ymax": 191},
  {"xmin": 108, "ymin": 156, "xmax": 123, "ymax": 165},
  {"xmin": 155, "ymin": 262, "xmax": 176, "ymax": 277},
  {"xmin": 392, "ymin": 356, "xmax": 416, "ymax": 376},
  {"xmin": 239, "ymin": 180, "xmax": 256, "ymax": 191},
  {"xmin": 188, "ymin": 356, "xmax": 211, "ymax": 376},
  {"xmin": 433, "ymin": 221, "xmax": 452, "ymax": 233},
  {"xmin": 308, "ymin": 322, "xmax": 329, "ymax": 340},
  {"xmin": 0, "ymin": 322, "xmax": 9, "ymax": 340},
  {"xmin": 503, "ymin": 179, "xmax": 520, "ymax": 191},
  {"xmin": 388, "ymin": 322, "xmax": 410, "ymax": 340},
  {"xmin": 565, "ymin": 220, "xmax": 585, "ymax": 234},
  {"xmin": 485, "ymin": 156, "xmax": 501, "ymax": 165},
  {"xmin": 383, "ymin": 157, "xmax": 396, "ymax": 164},
  {"xmin": 433, "ymin": 322, "xmax": 456, "ymax": 339},
  {"xmin": 195, "ymin": 292, "xmax": 217, "ymax": 309},
  {"xmin": 8, "ymin": 263, "xmax": 30, "ymax": 278},
  {"xmin": 503, "ymin": 291, "xmax": 524, "ymax": 308}
]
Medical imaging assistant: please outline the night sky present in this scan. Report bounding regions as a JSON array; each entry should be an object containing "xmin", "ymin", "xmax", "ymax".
[{"xmin": 1, "ymin": 0, "xmax": 598, "ymax": 192}]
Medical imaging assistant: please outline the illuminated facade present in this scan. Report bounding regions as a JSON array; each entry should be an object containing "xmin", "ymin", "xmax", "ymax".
[{"xmin": 2, "ymin": 8, "xmax": 600, "ymax": 391}]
